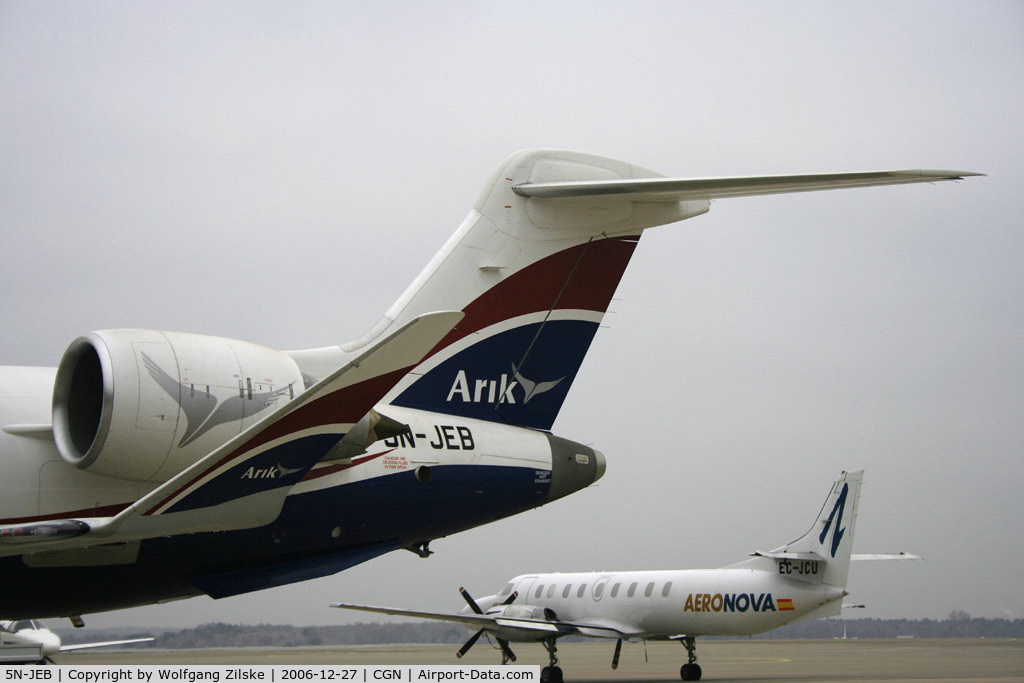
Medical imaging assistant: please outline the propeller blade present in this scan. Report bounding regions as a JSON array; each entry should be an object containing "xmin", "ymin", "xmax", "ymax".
[
  {"xmin": 497, "ymin": 638, "xmax": 517, "ymax": 663},
  {"xmin": 456, "ymin": 629, "xmax": 484, "ymax": 659},
  {"xmin": 612, "ymin": 638, "xmax": 622, "ymax": 670},
  {"xmin": 501, "ymin": 591, "xmax": 519, "ymax": 606},
  {"xmin": 459, "ymin": 586, "xmax": 483, "ymax": 614}
]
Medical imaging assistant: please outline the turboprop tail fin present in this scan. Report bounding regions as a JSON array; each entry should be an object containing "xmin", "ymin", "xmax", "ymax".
[{"xmin": 753, "ymin": 470, "xmax": 864, "ymax": 588}]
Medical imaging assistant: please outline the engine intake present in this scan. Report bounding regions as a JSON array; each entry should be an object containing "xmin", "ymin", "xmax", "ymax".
[
  {"xmin": 53, "ymin": 335, "xmax": 112, "ymax": 466},
  {"xmin": 52, "ymin": 329, "xmax": 304, "ymax": 482}
]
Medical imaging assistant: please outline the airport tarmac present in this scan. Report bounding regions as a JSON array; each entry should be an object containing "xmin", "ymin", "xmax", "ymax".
[{"xmin": 56, "ymin": 638, "xmax": 1023, "ymax": 681}]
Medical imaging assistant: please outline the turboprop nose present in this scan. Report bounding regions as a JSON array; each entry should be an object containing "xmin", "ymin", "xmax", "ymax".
[
  {"xmin": 545, "ymin": 434, "xmax": 606, "ymax": 502},
  {"xmin": 37, "ymin": 630, "xmax": 61, "ymax": 656}
]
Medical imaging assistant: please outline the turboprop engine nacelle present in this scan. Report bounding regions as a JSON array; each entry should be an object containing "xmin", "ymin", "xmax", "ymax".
[
  {"xmin": 52, "ymin": 329, "xmax": 305, "ymax": 483},
  {"xmin": 487, "ymin": 604, "xmax": 557, "ymax": 622}
]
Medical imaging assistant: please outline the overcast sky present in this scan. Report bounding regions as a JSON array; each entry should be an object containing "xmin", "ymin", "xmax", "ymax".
[{"xmin": 1, "ymin": 2, "xmax": 1021, "ymax": 630}]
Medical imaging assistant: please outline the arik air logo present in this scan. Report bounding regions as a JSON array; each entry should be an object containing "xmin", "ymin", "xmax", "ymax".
[
  {"xmin": 445, "ymin": 364, "xmax": 565, "ymax": 406},
  {"xmin": 819, "ymin": 481, "xmax": 850, "ymax": 558},
  {"xmin": 241, "ymin": 463, "xmax": 303, "ymax": 480}
]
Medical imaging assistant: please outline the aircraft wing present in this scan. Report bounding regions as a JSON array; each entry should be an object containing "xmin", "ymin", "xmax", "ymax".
[
  {"xmin": 330, "ymin": 603, "xmax": 505, "ymax": 630},
  {"xmin": 331, "ymin": 602, "xmax": 631, "ymax": 639},
  {"xmin": 59, "ymin": 637, "xmax": 154, "ymax": 652},
  {"xmin": 513, "ymin": 169, "xmax": 982, "ymax": 201},
  {"xmin": 0, "ymin": 311, "xmax": 463, "ymax": 558}
]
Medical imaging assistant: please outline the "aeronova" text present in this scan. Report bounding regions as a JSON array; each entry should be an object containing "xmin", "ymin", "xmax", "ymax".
[{"xmin": 683, "ymin": 593, "xmax": 794, "ymax": 613}]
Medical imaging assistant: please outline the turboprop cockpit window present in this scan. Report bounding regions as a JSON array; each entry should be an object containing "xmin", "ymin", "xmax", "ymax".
[
  {"xmin": 12, "ymin": 620, "xmax": 41, "ymax": 630},
  {"xmin": 500, "ymin": 583, "xmax": 514, "ymax": 596}
]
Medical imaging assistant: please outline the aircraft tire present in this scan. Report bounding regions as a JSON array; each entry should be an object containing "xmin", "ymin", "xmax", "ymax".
[
  {"xmin": 680, "ymin": 663, "xmax": 702, "ymax": 680},
  {"xmin": 540, "ymin": 666, "xmax": 563, "ymax": 683}
]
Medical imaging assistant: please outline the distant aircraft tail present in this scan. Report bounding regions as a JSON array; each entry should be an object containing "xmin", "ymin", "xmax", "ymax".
[
  {"xmin": 290, "ymin": 150, "xmax": 976, "ymax": 431},
  {"xmin": 756, "ymin": 470, "xmax": 864, "ymax": 589}
]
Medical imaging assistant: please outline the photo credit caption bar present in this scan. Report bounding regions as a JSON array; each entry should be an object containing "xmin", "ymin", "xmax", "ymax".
[{"xmin": 1, "ymin": 667, "xmax": 539, "ymax": 682}]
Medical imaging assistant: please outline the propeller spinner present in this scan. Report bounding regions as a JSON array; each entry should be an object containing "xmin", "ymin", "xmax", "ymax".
[{"xmin": 456, "ymin": 587, "xmax": 518, "ymax": 663}]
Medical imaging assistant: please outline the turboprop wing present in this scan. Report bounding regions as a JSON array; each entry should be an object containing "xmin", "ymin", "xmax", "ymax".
[
  {"xmin": 330, "ymin": 599, "xmax": 629, "ymax": 639},
  {"xmin": 332, "ymin": 586, "xmax": 631, "ymax": 667},
  {"xmin": 0, "ymin": 311, "xmax": 462, "ymax": 558}
]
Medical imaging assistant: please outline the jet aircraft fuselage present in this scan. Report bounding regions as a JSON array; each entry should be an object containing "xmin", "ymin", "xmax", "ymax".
[{"xmin": 0, "ymin": 388, "xmax": 602, "ymax": 616}]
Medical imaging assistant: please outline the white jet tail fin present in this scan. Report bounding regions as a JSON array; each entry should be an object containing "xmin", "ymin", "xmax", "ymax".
[
  {"xmin": 294, "ymin": 149, "xmax": 709, "ymax": 430},
  {"xmin": 292, "ymin": 150, "xmax": 977, "ymax": 431},
  {"xmin": 761, "ymin": 470, "xmax": 864, "ymax": 588}
]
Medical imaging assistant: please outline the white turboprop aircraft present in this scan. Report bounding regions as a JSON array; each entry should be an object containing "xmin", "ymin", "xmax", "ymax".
[
  {"xmin": 0, "ymin": 619, "xmax": 152, "ymax": 664},
  {"xmin": 334, "ymin": 471, "xmax": 919, "ymax": 682},
  {"xmin": 0, "ymin": 150, "xmax": 974, "ymax": 629}
]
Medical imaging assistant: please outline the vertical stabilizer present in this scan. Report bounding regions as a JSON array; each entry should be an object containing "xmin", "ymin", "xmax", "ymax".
[
  {"xmin": 773, "ymin": 470, "xmax": 864, "ymax": 587},
  {"xmin": 293, "ymin": 149, "xmax": 708, "ymax": 430},
  {"xmin": 377, "ymin": 149, "xmax": 708, "ymax": 430}
]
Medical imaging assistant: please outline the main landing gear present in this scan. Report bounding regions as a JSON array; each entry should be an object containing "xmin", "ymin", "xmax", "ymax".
[
  {"xmin": 679, "ymin": 636, "xmax": 702, "ymax": 681},
  {"xmin": 539, "ymin": 637, "xmax": 563, "ymax": 683}
]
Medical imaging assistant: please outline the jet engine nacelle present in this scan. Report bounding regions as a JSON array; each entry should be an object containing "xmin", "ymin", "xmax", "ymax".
[{"xmin": 52, "ymin": 329, "xmax": 305, "ymax": 483}]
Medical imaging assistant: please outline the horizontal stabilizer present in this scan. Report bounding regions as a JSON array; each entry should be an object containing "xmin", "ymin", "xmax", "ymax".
[
  {"xmin": 0, "ymin": 311, "xmax": 462, "ymax": 558},
  {"xmin": 851, "ymin": 552, "xmax": 922, "ymax": 561},
  {"xmin": 513, "ymin": 170, "xmax": 983, "ymax": 202}
]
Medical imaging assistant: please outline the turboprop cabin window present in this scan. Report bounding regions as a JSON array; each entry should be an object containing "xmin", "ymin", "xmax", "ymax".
[
  {"xmin": 577, "ymin": 584, "xmax": 587, "ymax": 598},
  {"xmin": 562, "ymin": 585, "xmax": 571, "ymax": 598},
  {"xmin": 644, "ymin": 582, "xmax": 655, "ymax": 597},
  {"xmin": 547, "ymin": 584, "xmax": 556, "ymax": 599},
  {"xmin": 662, "ymin": 582, "xmax": 673, "ymax": 597},
  {"xmin": 627, "ymin": 582, "xmax": 637, "ymax": 597},
  {"xmin": 594, "ymin": 583, "xmax": 604, "ymax": 599},
  {"xmin": 535, "ymin": 585, "xmax": 544, "ymax": 599},
  {"xmin": 610, "ymin": 583, "xmax": 621, "ymax": 598}
]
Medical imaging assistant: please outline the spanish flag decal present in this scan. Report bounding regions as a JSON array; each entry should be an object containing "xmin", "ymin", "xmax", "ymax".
[{"xmin": 778, "ymin": 598, "xmax": 795, "ymax": 611}]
